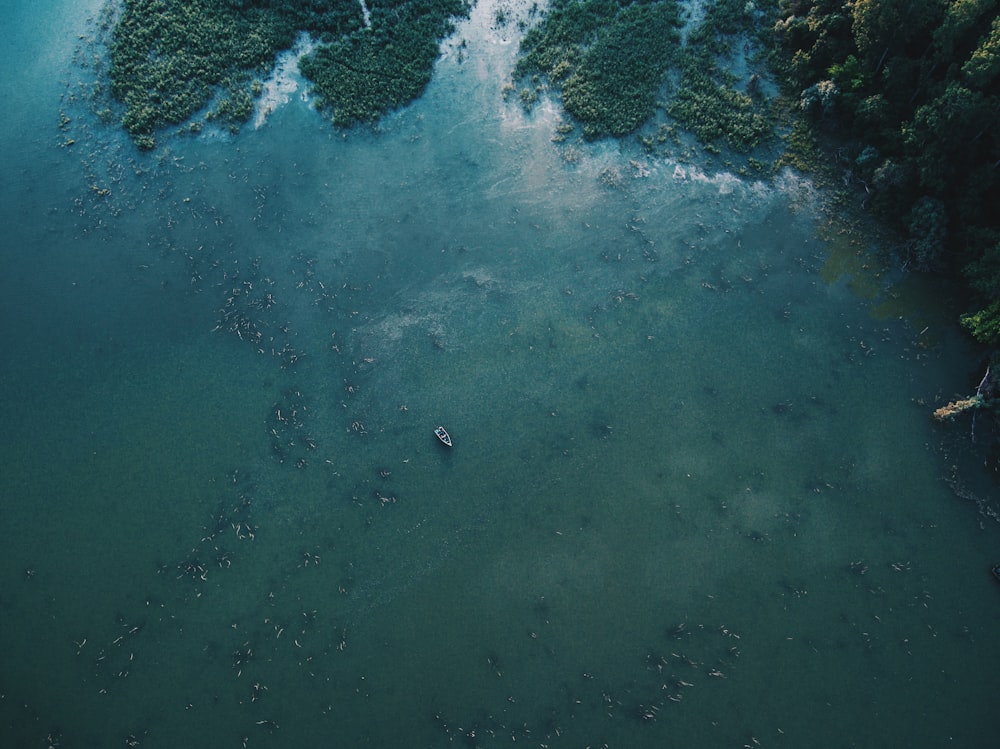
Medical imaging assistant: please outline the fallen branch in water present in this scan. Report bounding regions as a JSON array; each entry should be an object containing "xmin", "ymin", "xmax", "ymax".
[
  {"xmin": 932, "ymin": 366, "xmax": 992, "ymax": 441},
  {"xmin": 933, "ymin": 395, "xmax": 983, "ymax": 421}
]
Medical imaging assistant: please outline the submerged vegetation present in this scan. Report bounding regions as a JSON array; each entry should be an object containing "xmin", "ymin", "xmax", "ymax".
[
  {"xmin": 109, "ymin": 0, "xmax": 363, "ymax": 147},
  {"xmin": 108, "ymin": 0, "xmax": 467, "ymax": 148},
  {"xmin": 109, "ymin": 0, "xmax": 774, "ymax": 152}
]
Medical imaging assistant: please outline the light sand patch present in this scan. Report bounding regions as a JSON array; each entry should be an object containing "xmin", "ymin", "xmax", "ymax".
[{"xmin": 253, "ymin": 33, "xmax": 316, "ymax": 129}]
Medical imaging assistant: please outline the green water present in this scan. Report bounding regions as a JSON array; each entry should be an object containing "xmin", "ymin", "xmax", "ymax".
[{"xmin": 2, "ymin": 1, "xmax": 999, "ymax": 747}]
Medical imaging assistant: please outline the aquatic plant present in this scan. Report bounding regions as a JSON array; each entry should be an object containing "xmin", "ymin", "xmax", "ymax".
[
  {"xmin": 514, "ymin": 0, "xmax": 775, "ymax": 148},
  {"xmin": 667, "ymin": 66, "xmax": 771, "ymax": 151},
  {"xmin": 109, "ymin": 0, "xmax": 301, "ymax": 145},
  {"xmin": 561, "ymin": 2, "xmax": 682, "ymax": 137},
  {"xmin": 108, "ymin": 0, "xmax": 466, "ymax": 145},
  {"xmin": 301, "ymin": 0, "xmax": 469, "ymax": 126},
  {"xmin": 664, "ymin": 0, "xmax": 775, "ymax": 152},
  {"xmin": 515, "ymin": 0, "xmax": 683, "ymax": 138}
]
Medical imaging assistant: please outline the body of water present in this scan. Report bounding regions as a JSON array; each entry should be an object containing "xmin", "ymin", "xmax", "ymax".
[{"xmin": 2, "ymin": 1, "xmax": 999, "ymax": 747}]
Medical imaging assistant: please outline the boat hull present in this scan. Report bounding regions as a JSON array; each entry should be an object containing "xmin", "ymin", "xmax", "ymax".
[{"xmin": 434, "ymin": 426, "xmax": 452, "ymax": 447}]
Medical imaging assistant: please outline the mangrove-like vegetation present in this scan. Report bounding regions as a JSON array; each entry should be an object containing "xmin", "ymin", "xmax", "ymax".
[
  {"xmin": 666, "ymin": 0, "xmax": 776, "ymax": 152},
  {"xmin": 514, "ymin": 0, "xmax": 683, "ymax": 138},
  {"xmin": 514, "ymin": 0, "xmax": 775, "ymax": 149},
  {"xmin": 108, "ymin": 0, "xmax": 468, "ymax": 148},
  {"xmin": 300, "ymin": 0, "xmax": 469, "ymax": 127}
]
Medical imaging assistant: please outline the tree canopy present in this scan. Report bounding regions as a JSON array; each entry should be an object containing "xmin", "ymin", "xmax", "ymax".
[{"xmin": 772, "ymin": 0, "xmax": 1000, "ymax": 342}]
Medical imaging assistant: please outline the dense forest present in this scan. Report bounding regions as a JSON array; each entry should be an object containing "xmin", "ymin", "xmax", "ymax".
[{"xmin": 769, "ymin": 0, "xmax": 1000, "ymax": 347}]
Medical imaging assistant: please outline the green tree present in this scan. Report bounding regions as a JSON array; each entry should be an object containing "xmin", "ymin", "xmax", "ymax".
[
  {"xmin": 851, "ymin": 0, "xmax": 943, "ymax": 70},
  {"xmin": 962, "ymin": 15, "xmax": 1000, "ymax": 89},
  {"xmin": 961, "ymin": 300, "xmax": 1000, "ymax": 343},
  {"xmin": 850, "ymin": 0, "xmax": 905, "ymax": 72},
  {"xmin": 933, "ymin": 0, "xmax": 997, "ymax": 66},
  {"xmin": 828, "ymin": 53, "xmax": 869, "ymax": 91},
  {"xmin": 903, "ymin": 82, "xmax": 992, "ymax": 192}
]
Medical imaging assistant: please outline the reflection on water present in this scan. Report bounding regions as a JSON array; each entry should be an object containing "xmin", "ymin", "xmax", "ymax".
[{"xmin": 2, "ymin": 1, "xmax": 999, "ymax": 747}]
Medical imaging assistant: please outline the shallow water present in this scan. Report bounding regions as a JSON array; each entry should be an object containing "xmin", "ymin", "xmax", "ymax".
[{"xmin": 3, "ymin": 1, "xmax": 999, "ymax": 747}]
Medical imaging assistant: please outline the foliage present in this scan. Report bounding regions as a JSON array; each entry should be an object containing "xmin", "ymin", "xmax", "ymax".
[
  {"xmin": 665, "ymin": 0, "xmax": 777, "ymax": 152},
  {"xmin": 110, "ymin": 0, "xmax": 292, "ymax": 144},
  {"xmin": 108, "ymin": 0, "xmax": 466, "ymax": 146},
  {"xmin": 967, "ymin": 235, "xmax": 1000, "ymax": 286},
  {"xmin": 906, "ymin": 195, "xmax": 948, "ymax": 270},
  {"xmin": 514, "ymin": 0, "xmax": 775, "ymax": 148},
  {"xmin": 560, "ymin": 2, "xmax": 682, "ymax": 137},
  {"xmin": 301, "ymin": 0, "xmax": 468, "ymax": 126},
  {"xmin": 771, "ymin": 0, "xmax": 1000, "ymax": 344},
  {"xmin": 962, "ymin": 301, "xmax": 1000, "ymax": 345},
  {"xmin": 962, "ymin": 15, "xmax": 1000, "ymax": 88},
  {"xmin": 515, "ymin": 0, "xmax": 683, "ymax": 139},
  {"xmin": 515, "ymin": 0, "xmax": 621, "ymax": 78},
  {"xmin": 668, "ymin": 68, "xmax": 772, "ymax": 150}
]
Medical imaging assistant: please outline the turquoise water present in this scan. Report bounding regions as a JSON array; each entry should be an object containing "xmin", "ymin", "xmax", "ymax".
[{"xmin": 3, "ymin": 1, "xmax": 1000, "ymax": 747}]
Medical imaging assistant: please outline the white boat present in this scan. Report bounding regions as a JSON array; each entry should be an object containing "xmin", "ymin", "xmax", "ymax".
[{"xmin": 434, "ymin": 425, "xmax": 452, "ymax": 447}]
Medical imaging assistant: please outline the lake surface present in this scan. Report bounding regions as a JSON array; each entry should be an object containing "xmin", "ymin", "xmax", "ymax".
[{"xmin": 3, "ymin": 1, "xmax": 999, "ymax": 747}]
